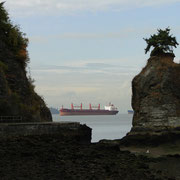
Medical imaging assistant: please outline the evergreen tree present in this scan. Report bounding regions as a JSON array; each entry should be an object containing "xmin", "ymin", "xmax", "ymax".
[{"xmin": 144, "ymin": 28, "xmax": 179, "ymax": 56}]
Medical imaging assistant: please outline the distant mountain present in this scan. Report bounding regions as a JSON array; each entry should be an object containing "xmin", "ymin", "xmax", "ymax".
[{"xmin": 49, "ymin": 107, "xmax": 59, "ymax": 114}]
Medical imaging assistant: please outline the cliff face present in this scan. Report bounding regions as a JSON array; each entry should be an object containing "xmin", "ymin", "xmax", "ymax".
[
  {"xmin": 0, "ymin": 3, "xmax": 52, "ymax": 122},
  {"xmin": 130, "ymin": 54, "xmax": 180, "ymax": 134}
]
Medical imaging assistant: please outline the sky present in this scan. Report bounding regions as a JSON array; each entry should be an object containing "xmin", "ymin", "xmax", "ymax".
[{"xmin": 3, "ymin": 0, "xmax": 180, "ymax": 112}]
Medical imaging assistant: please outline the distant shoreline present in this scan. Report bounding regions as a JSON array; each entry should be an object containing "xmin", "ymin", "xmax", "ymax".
[{"xmin": 49, "ymin": 107, "xmax": 59, "ymax": 114}]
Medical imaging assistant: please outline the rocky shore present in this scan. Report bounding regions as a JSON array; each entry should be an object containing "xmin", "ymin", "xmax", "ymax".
[
  {"xmin": 116, "ymin": 53, "xmax": 180, "ymax": 180},
  {"xmin": 0, "ymin": 134, "xmax": 178, "ymax": 180}
]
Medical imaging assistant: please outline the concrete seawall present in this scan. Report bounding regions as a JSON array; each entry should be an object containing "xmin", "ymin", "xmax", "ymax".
[{"xmin": 0, "ymin": 122, "xmax": 92, "ymax": 143}]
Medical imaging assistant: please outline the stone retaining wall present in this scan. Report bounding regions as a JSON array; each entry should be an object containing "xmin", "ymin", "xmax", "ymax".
[{"xmin": 0, "ymin": 122, "xmax": 92, "ymax": 143}]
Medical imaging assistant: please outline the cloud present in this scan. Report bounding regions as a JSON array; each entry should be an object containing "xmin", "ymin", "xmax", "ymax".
[
  {"xmin": 28, "ymin": 27, "xmax": 169, "ymax": 43},
  {"xmin": 85, "ymin": 63, "xmax": 116, "ymax": 69},
  {"xmin": 30, "ymin": 60, "xmax": 137, "ymax": 111},
  {"xmin": 31, "ymin": 61, "xmax": 138, "ymax": 87},
  {"xmin": 29, "ymin": 36, "xmax": 49, "ymax": 43},
  {"xmin": 31, "ymin": 62, "xmax": 139, "ymax": 75},
  {"xmin": 5, "ymin": 0, "xmax": 180, "ymax": 16},
  {"xmin": 56, "ymin": 30, "xmax": 135, "ymax": 39},
  {"xmin": 28, "ymin": 29, "xmax": 136, "ymax": 44}
]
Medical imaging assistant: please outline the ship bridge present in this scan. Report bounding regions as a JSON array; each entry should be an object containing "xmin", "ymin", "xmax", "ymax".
[{"xmin": 104, "ymin": 103, "xmax": 118, "ymax": 111}]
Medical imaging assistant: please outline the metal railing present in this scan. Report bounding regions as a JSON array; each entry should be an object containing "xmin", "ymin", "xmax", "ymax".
[{"xmin": 0, "ymin": 116, "xmax": 22, "ymax": 123}]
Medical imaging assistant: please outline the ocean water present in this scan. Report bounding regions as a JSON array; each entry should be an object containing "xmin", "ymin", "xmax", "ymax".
[{"xmin": 53, "ymin": 114, "xmax": 133, "ymax": 142}]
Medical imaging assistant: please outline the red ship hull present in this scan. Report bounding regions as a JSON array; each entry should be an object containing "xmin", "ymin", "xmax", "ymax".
[{"xmin": 60, "ymin": 109, "xmax": 118, "ymax": 116}]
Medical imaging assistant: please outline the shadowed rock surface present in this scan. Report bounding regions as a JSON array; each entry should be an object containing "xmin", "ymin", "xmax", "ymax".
[{"xmin": 0, "ymin": 135, "xmax": 175, "ymax": 180}]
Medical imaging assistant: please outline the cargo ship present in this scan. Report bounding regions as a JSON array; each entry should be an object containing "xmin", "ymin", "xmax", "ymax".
[{"xmin": 60, "ymin": 103, "xmax": 118, "ymax": 116}]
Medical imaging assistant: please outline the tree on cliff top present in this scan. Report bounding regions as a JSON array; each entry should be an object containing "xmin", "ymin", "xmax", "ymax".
[
  {"xmin": 0, "ymin": 2, "xmax": 29, "ymax": 67},
  {"xmin": 144, "ymin": 28, "xmax": 179, "ymax": 56}
]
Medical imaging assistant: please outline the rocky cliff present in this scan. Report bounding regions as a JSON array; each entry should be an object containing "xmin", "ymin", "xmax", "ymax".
[
  {"xmin": 130, "ymin": 53, "xmax": 180, "ymax": 135},
  {"xmin": 0, "ymin": 3, "xmax": 52, "ymax": 122}
]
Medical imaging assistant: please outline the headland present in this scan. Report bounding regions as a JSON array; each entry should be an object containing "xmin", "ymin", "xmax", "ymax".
[{"xmin": 0, "ymin": 3, "xmax": 180, "ymax": 179}]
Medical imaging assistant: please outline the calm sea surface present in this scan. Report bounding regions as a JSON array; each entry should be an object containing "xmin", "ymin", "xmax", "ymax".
[{"xmin": 53, "ymin": 114, "xmax": 133, "ymax": 142}]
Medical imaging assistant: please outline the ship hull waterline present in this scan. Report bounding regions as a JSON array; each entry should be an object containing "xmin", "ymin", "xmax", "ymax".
[{"xmin": 60, "ymin": 109, "xmax": 118, "ymax": 116}]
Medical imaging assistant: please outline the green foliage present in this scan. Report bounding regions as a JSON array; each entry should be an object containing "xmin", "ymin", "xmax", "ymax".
[
  {"xmin": 0, "ymin": 2, "xmax": 29, "ymax": 67},
  {"xmin": 28, "ymin": 76, "xmax": 35, "ymax": 92},
  {"xmin": 0, "ymin": 2, "xmax": 8, "ymax": 23},
  {"xmin": 144, "ymin": 28, "xmax": 179, "ymax": 56}
]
